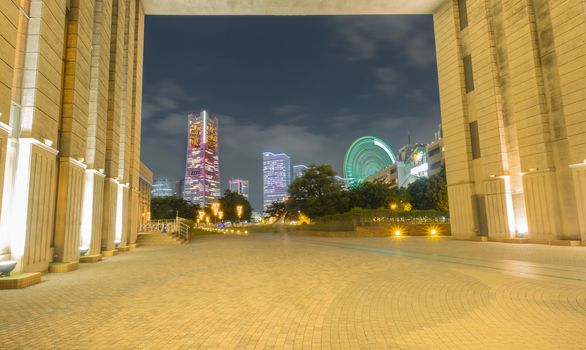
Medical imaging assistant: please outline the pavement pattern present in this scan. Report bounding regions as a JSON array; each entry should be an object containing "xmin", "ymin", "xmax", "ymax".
[{"xmin": 1, "ymin": 234, "xmax": 586, "ymax": 349}]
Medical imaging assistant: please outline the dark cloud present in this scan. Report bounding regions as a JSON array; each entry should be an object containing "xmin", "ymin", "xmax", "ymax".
[{"xmin": 142, "ymin": 15, "xmax": 440, "ymax": 211}]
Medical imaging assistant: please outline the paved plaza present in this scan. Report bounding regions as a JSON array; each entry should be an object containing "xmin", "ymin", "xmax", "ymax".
[{"xmin": 1, "ymin": 234, "xmax": 586, "ymax": 349}]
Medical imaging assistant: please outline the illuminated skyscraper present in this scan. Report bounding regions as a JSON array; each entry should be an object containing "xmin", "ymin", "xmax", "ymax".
[
  {"xmin": 263, "ymin": 152, "xmax": 291, "ymax": 212},
  {"xmin": 183, "ymin": 110, "xmax": 220, "ymax": 207},
  {"xmin": 229, "ymin": 178, "xmax": 249, "ymax": 199}
]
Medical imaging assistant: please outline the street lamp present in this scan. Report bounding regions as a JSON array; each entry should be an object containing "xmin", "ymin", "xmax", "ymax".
[
  {"xmin": 236, "ymin": 205, "xmax": 243, "ymax": 225},
  {"xmin": 211, "ymin": 202, "xmax": 221, "ymax": 224},
  {"xmin": 218, "ymin": 211, "xmax": 224, "ymax": 222},
  {"xmin": 198, "ymin": 210, "xmax": 205, "ymax": 226}
]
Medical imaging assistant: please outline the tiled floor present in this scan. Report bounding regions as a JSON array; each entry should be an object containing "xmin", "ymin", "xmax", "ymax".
[{"xmin": 1, "ymin": 234, "xmax": 585, "ymax": 349}]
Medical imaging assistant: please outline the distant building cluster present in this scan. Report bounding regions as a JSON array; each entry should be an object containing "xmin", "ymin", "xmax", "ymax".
[
  {"xmin": 151, "ymin": 110, "xmax": 443, "ymax": 214},
  {"xmin": 362, "ymin": 126, "xmax": 445, "ymax": 188}
]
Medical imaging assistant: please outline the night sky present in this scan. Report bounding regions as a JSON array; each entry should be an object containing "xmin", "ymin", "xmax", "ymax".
[{"xmin": 141, "ymin": 15, "xmax": 440, "ymax": 211}]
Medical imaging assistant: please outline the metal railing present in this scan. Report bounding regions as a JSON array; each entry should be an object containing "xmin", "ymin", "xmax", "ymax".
[
  {"xmin": 138, "ymin": 219, "xmax": 177, "ymax": 233},
  {"xmin": 175, "ymin": 217, "xmax": 190, "ymax": 242},
  {"xmin": 138, "ymin": 217, "xmax": 191, "ymax": 242}
]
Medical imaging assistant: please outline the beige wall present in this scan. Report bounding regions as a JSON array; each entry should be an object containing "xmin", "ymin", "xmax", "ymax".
[
  {"xmin": 434, "ymin": 0, "xmax": 586, "ymax": 242},
  {"xmin": 0, "ymin": 0, "xmax": 585, "ymax": 272},
  {"xmin": 0, "ymin": 0, "xmax": 145, "ymax": 271}
]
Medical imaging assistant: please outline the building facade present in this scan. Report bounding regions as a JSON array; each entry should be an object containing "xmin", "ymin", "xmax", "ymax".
[
  {"xmin": 138, "ymin": 162, "xmax": 153, "ymax": 226},
  {"xmin": 293, "ymin": 165, "xmax": 309, "ymax": 179},
  {"xmin": 151, "ymin": 177, "xmax": 174, "ymax": 197},
  {"xmin": 263, "ymin": 152, "xmax": 291, "ymax": 212},
  {"xmin": 229, "ymin": 178, "xmax": 249, "ymax": 198},
  {"xmin": 183, "ymin": 110, "xmax": 220, "ymax": 207},
  {"xmin": 0, "ymin": 0, "xmax": 584, "ymax": 275},
  {"xmin": 435, "ymin": 0, "xmax": 586, "ymax": 243}
]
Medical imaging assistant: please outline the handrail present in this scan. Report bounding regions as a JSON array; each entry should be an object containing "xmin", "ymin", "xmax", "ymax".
[
  {"xmin": 175, "ymin": 217, "xmax": 190, "ymax": 242},
  {"xmin": 138, "ymin": 217, "xmax": 191, "ymax": 242}
]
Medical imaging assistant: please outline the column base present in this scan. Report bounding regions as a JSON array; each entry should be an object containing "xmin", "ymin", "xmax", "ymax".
[
  {"xmin": 547, "ymin": 239, "xmax": 582, "ymax": 247},
  {"xmin": 128, "ymin": 243, "xmax": 137, "ymax": 250},
  {"xmin": 80, "ymin": 254, "xmax": 102, "ymax": 263},
  {"xmin": 117, "ymin": 245, "xmax": 130, "ymax": 252},
  {"xmin": 502, "ymin": 238, "xmax": 529, "ymax": 244},
  {"xmin": 48, "ymin": 261, "xmax": 79, "ymax": 273},
  {"xmin": 101, "ymin": 250, "xmax": 118, "ymax": 257},
  {"xmin": 0, "ymin": 272, "xmax": 42, "ymax": 289}
]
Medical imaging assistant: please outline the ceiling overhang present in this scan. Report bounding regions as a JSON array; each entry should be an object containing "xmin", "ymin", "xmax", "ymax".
[{"xmin": 142, "ymin": 0, "xmax": 445, "ymax": 15}]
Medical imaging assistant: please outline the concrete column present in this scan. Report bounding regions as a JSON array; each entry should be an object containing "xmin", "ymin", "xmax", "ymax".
[
  {"xmin": 433, "ymin": 1, "xmax": 478, "ymax": 239},
  {"xmin": 53, "ymin": 0, "xmax": 95, "ymax": 263},
  {"xmin": 10, "ymin": 139, "xmax": 58, "ymax": 272},
  {"xmin": 80, "ymin": 169, "xmax": 105, "ymax": 255},
  {"xmin": 102, "ymin": 178, "xmax": 118, "ymax": 253},
  {"xmin": 115, "ymin": 182, "xmax": 130, "ymax": 248},
  {"xmin": 54, "ymin": 158, "xmax": 87, "ymax": 262},
  {"xmin": 570, "ymin": 163, "xmax": 586, "ymax": 243}
]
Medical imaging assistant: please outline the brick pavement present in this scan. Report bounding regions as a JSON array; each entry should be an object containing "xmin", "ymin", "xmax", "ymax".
[{"xmin": 1, "ymin": 234, "xmax": 585, "ymax": 349}]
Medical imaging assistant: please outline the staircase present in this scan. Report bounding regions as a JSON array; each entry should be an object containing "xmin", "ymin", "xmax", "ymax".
[{"xmin": 136, "ymin": 232, "xmax": 186, "ymax": 246}]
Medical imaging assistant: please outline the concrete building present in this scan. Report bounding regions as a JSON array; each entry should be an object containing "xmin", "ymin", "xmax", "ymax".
[
  {"xmin": 183, "ymin": 110, "xmax": 220, "ymax": 207},
  {"xmin": 0, "ymin": 0, "xmax": 584, "ymax": 274},
  {"xmin": 151, "ymin": 177, "xmax": 174, "ymax": 198},
  {"xmin": 263, "ymin": 152, "xmax": 291, "ymax": 212},
  {"xmin": 293, "ymin": 165, "xmax": 309, "ymax": 180},
  {"xmin": 229, "ymin": 178, "xmax": 249, "ymax": 198},
  {"xmin": 138, "ymin": 162, "xmax": 153, "ymax": 226}
]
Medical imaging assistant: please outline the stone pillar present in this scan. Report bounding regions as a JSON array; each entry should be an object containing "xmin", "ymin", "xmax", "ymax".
[
  {"xmin": 483, "ymin": 177, "xmax": 515, "ymax": 240},
  {"xmin": 10, "ymin": 139, "xmax": 58, "ymax": 272},
  {"xmin": 102, "ymin": 178, "xmax": 118, "ymax": 253},
  {"xmin": 80, "ymin": 169, "xmax": 105, "ymax": 255},
  {"xmin": 571, "ymin": 163, "xmax": 586, "ymax": 243},
  {"xmin": 433, "ymin": 1, "xmax": 478, "ymax": 239},
  {"xmin": 53, "ymin": 0, "xmax": 96, "ymax": 263},
  {"xmin": 54, "ymin": 158, "xmax": 87, "ymax": 262}
]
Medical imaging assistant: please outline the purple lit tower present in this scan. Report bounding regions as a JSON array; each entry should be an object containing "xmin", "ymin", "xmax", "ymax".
[{"xmin": 183, "ymin": 110, "xmax": 220, "ymax": 207}]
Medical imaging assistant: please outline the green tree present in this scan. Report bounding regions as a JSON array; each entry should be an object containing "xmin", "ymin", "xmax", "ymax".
[
  {"xmin": 286, "ymin": 164, "xmax": 346, "ymax": 219},
  {"xmin": 348, "ymin": 182, "xmax": 392, "ymax": 209},
  {"xmin": 219, "ymin": 190, "xmax": 252, "ymax": 222},
  {"xmin": 265, "ymin": 201, "xmax": 287, "ymax": 218},
  {"xmin": 151, "ymin": 196, "xmax": 200, "ymax": 220},
  {"xmin": 406, "ymin": 165, "xmax": 449, "ymax": 211}
]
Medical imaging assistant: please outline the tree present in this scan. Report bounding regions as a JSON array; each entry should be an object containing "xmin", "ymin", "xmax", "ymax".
[
  {"xmin": 348, "ymin": 182, "xmax": 392, "ymax": 209},
  {"xmin": 265, "ymin": 201, "xmax": 287, "ymax": 218},
  {"xmin": 406, "ymin": 165, "xmax": 449, "ymax": 211},
  {"xmin": 151, "ymin": 196, "xmax": 200, "ymax": 220},
  {"xmin": 219, "ymin": 190, "xmax": 252, "ymax": 222},
  {"xmin": 286, "ymin": 164, "xmax": 346, "ymax": 219}
]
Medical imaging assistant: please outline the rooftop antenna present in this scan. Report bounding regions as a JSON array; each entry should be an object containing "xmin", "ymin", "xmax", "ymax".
[{"xmin": 408, "ymin": 130, "xmax": 412, "ymax": 145}]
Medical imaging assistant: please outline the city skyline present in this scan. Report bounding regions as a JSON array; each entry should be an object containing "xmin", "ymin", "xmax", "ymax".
[{"xmin": 140, "ymin": 15, "xmax": 440, "ymax": 211}]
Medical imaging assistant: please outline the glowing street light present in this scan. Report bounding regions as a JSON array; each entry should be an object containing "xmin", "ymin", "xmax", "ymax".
[
  {"xmin": 211, "ymin": 202, "xmax": 220, "ymax": 217},
  {"xmin": 218, "ymin": 211, "xmax": 224, "ymax": 221},
  {"xmin": 198, "ymin": 210, "xmax": 205, "ymax": 222},
  {"xmin": 236, "ymin": 205, "xmax": 243, "ymax": 220}
]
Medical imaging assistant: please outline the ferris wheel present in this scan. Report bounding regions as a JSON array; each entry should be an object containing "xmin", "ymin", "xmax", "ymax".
[{"xmin": 343, "ymin": 136, "xmax": 397, "ymax": 186}]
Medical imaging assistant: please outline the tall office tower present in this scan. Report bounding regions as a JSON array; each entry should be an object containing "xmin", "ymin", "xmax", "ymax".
[
  {"xmin": 293, "ymin": 164, "xmax": 309, "ymax": 179},
  {"xmin": 229, "ymin": 179, "xmax": 249, "ymax": 199},
  {"xmin": 183, "ymin": 110, "xmax": 220, "ymax": 207},
  {"xmin": 263, "ymin": 152, "xmax": 291, "ymax": 212},
  {"xmin": 151, "ymin": 177, "xmax": 175, "ymax": 197}
]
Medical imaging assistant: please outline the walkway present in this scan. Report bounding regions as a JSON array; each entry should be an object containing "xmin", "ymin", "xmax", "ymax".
[{"xmin": 1, "ymin": 234, "xmax": 585, "ymax": 349}]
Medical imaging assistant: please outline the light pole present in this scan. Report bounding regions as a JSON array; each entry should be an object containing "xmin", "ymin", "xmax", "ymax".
[
  {"xmin": 198, "ymin": 210, "xmax": 205, "ymax": 227},
  {"xmin": 211, "ymin": 202, "xmax": 220, "ymax": 224},
  {"xmin": 236, "ymin": 205, "xmax": 243, "ymax": 226}
]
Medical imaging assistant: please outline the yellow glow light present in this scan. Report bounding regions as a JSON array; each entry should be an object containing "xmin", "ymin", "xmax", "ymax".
[
  {"xmin": 212, "ymin": 202, "xmax": 220, "ymax": 216},
  {"xmin": 390, "ymin": 203, "xmax": 398, "ymax": 211},
  {"xmin": 394, "ymin": 230, "xmax": 401, "ymax": 236}
]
